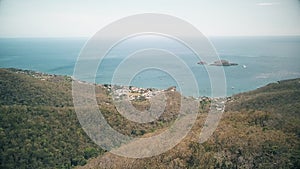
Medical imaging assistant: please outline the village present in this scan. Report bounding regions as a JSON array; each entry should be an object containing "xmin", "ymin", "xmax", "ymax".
[
  {"xmin": 13, "ymin": 68, "xmax": 230, "ymax": 106},
  {"xmin": 102, "ymin": 84, "xmax": 176, "ymax": 101}
]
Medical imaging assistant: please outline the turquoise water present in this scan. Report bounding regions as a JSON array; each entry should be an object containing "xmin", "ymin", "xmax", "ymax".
[{"xmin": 0, "ymin": 36, "xmax": 299, "ymax": 96}]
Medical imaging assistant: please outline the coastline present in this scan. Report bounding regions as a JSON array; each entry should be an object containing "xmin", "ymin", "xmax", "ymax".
[
  {"xmin": 5, "ymin": 67, "xmax": 299, "ymax": 99},
  {"xmin": 1, "ymin": 67, "xmax": 300, "ymax": 169}
]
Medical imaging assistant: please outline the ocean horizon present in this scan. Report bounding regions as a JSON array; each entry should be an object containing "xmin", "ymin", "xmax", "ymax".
[{"xmin": 1, "ymin": 35, "xmax": 300, "ymax": 97}]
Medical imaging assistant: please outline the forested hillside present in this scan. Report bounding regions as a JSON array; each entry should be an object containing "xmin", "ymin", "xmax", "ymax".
[
  {"xmin": 0, "ymin": 68, "xmax": 105, "ymax": 168},
  {"xmin": 0, "ymin": 68, "xmax": 299, "ymax": 169},
  {"xmin": 78, "ymin": 79, "xmax": 300, "ymax": 169}
]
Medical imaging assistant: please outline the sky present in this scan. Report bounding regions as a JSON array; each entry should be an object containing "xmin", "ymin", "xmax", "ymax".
[{"xmin": 0, "ymin": 0, "xmax": 299, "ymax": 37}]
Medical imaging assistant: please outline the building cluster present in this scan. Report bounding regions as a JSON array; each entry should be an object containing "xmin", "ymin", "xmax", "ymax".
[
  {"xmin": 102, "ymin": 84, "xmax": 165, "ymax": 101},
  {"xmin": 15, "ymin": 69, "xmax": 73, "ymax": 83},
  {"xmin": 15, "ymin": 69, "xmax": 55, "ymax": 81},
  {"xmin": 14, "ymin": 69, "xmax": 233, "ymax": 106}
]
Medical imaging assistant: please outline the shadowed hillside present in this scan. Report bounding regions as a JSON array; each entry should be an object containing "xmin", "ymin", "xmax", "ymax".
[
  {"xmin": 0, "ymin": 68, "xmax": 299, "ymax": 169},
  {"xmin": 0, "ymin": 68, "xmax": 105, "ymax": 168}
]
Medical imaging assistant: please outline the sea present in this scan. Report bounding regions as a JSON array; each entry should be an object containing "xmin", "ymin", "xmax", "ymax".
[{"xmin": 0, "ymin": 35, "xmax": 299, "ymax": 97}]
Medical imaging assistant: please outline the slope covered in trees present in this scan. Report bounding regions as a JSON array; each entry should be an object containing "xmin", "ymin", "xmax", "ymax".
[
  {"xmin": 0, "ymin": 68, "xmax": 105, "ymax": 168},
  {"xmin": 0, "ymin": 68, "xmax": 299, "ymax": 169},
  {"xmin": 79, "ymin": 79, "xmax": 300, "ymax": 169}
]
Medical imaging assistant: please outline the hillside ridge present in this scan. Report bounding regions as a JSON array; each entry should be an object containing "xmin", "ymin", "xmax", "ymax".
[{"xmin": 0, "ymin": 68, "xmax": 299, "ymax": 169}]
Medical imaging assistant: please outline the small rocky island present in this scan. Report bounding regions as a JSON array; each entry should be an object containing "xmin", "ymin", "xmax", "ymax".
[
  {"xmin": 210, "ymin": 60, "xmax": 238, "ymax": 66},
  {"xmin": 197, "ymin": 61, "xmax": 207, "ymax": 65},
  {"xmin": 197, "ymin": 60, "xmax": 238, "ymax": 66}
]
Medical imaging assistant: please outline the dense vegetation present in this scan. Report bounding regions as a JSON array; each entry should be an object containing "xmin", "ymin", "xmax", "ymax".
[
  {"xmin": 0, "ymin": 69, "xmax": 105, "ymax": 168},
  {"xmin": 1, "ymin": 68, "xmax": 299, "ymax": 169},
  {"xmin": 78, "ymin": 79, "xmax": 300, "ymax": 169}
]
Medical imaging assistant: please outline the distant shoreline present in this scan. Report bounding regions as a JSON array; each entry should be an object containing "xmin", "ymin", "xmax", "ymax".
[{"xmin": 4, "ymin": 67, "xmax": 299, "ymax": 99}]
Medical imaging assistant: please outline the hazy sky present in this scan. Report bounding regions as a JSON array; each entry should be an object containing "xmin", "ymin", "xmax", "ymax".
[{"xmin": 0, "ymin": 0, "xmax": 299, "ymax": 37}]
